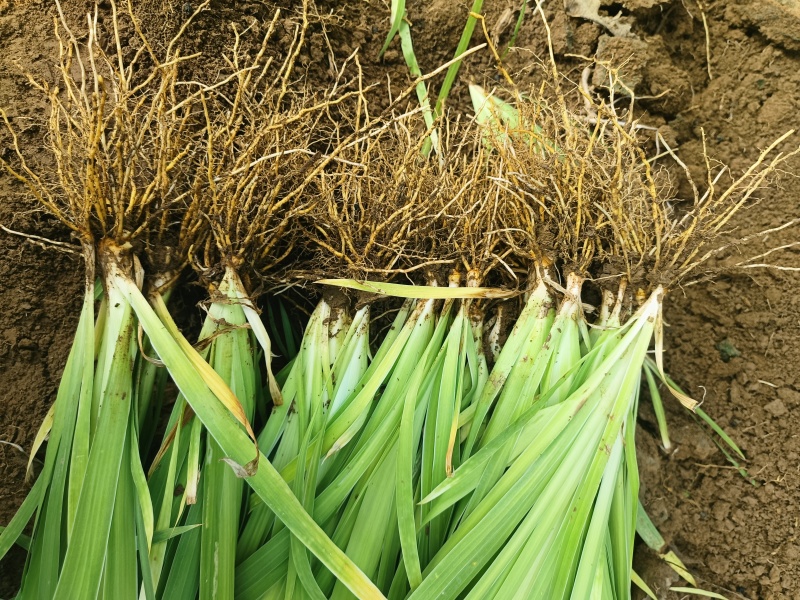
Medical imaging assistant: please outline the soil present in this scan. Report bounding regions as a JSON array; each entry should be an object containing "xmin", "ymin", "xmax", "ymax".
[{"xmin": 1, "ymin": 0, "xmax": 799, "ymax": 598}]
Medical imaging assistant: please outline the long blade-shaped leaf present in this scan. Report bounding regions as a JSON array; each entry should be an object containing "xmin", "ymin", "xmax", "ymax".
[{"xmin": 54, "ymin": 272, "xmax": 135, "ymax": 599}]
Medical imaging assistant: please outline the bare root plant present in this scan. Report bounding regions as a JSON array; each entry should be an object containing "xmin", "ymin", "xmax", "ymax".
[{"xmin": 0, "ymin": 0, "xmax": 214, "ymax": 283}]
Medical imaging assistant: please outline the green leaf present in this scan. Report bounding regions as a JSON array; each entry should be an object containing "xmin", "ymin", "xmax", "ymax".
[
  {"xmin": 0, "ymin": 481, "xmax": 42, "ymax": 559},
  {"xmin": 433, "ymin": 0, "xmax": 484, "ymax": 119},
  {"xmin": 199, "ymin": 282, "xmax": 256, "ymax": 600},
  {"xmin": 103, "ymin": 430, "xmax": 137, "ymax": 600},
  {"xmin": 135, "ymin": 488, "xmax": 156, "ymax": 600},
  {"xmin": 570, "ymin": 436, "xmax": 624, "ymax": 597},
  {"xmin": 25, "ymin": 401, "xmax": 55, "ymax": 480},
  {"xmin": 696, "ymin": 407, "xmax": 745, "ymax": 459},
  {"xmin": 631, "ymin": 570, "xmax": 657, "ymax": 599},
  {"xmin": 637, "ymin": 500, "xmax": 697, "ymax": 586},
  {"xmin": 636, "ymin": 499, "xmax": 666, "ymax": 552},
  {"xmin": 469, "ymin": 84, "xmax": 519, "ymax": 131},
  {"xmin": 160, "ymin": 498, "xmax": 203, "ymax": 600},
  {"xmin": 53, "ymin": 274, "xmax": 136, "ymax": 600},
  {"xmin": 379, "ymin": 0, "xmax": 406, "ymax": 57},
  {"xmin": 330, "ymin": 448, "xmax": 398, "ymax": 599},
  {"xmin": 152, "ymin": 524, "xmax": 202, "ymax": 544},
  {"xmin": 644, "ymin": 363, "xmax": 672, "ymax": 451},
  {"xmin": 397, "ymin": 18, "xmax": 439, "ymax": 157}
]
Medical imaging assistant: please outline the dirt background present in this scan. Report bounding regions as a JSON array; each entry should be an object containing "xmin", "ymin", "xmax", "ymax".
[{"xmin": 1, "ymin": 0, "xmax": 799, "ymax": 598}]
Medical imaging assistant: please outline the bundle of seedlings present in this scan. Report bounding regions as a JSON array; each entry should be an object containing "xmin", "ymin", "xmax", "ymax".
[
  {"xmin": 232, "ymin": 119, "xmax": 498, "ymax": 598},
  {"xmin": 233, "ymin": 126, "xmax": 412, "ymax": 594},
  {"xmin": 3, "ymin": 1, "xmax": 796, "ymax": 597},
  {"xmin": 143, "ymin": 10, "xmax": 385, "ymax": 597},
  {"xmin": 315, "ymin": 128, "xmax": 520, "ymax": 598},
  {"xmin": 402, "ymin": 84, "xmax": 798, "ymax": 599},
  {"xmin": 0, "ymin": 3, "xmax": 394, "ymax": 599},
  {"xmin": 237, "ymin": 118, "xmax": 536, "ymax": 598},
  {"xmin": 389, "ymin": 130, "xmax": 523, "ymax": 593},
  {"xmin": 233, "ymin": 85, "xmax": 670, "ymax": 598},
  {"xmin": 0, "ymin": 4, "xmax": 207, "ymax": 596}
]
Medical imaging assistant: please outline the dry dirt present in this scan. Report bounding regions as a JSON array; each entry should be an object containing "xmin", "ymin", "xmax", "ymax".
[{"xmin": 1, "ymin": 0, "xmax": 799, "ymax": 598}]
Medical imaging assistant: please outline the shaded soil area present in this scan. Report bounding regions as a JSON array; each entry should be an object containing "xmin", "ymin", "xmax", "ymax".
[{"xmin": 1, "ymin": 0, "xmax": 799, "ymax": 598}]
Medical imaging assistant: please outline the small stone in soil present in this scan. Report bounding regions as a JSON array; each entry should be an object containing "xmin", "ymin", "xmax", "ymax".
[{"xmin": 764, "ymin": 398, "xmax": 788, "ymax": 417}]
